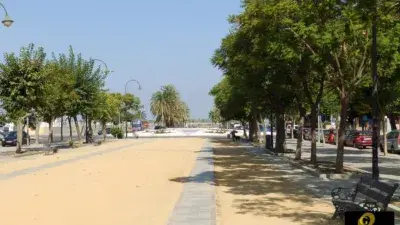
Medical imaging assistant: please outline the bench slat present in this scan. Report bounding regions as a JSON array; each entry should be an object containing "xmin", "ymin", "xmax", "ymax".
[
  {"xmin": 360, "ymin": 176, "xmax": 374, "ymax": 184},
  {"xmin": 356, "ymin": 183, "xmax": 371, "ymax": 196},
  {"xmin": 371, "ymin": 181, "xmax": 397, "ymax": 195},
  {"xmin": 364, "ymin": 189, "xmax": 388, "ymax": 203}
]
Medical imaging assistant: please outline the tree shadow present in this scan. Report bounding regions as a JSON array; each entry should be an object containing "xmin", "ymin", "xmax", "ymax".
[
  {"xmin": 286, "ymin": 139, "xmax": 400, "ymax": 198},
  {"xmin": 170, "ymin": 139, "xmax": 341, "ymax": 225}
]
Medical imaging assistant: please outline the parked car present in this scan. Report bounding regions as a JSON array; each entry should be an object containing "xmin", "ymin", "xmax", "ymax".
[
  {"xmin": 2, "ymin": 131, "xmax": 29, "ymax": 146},
  {"xmin": 380, "ymin": 130, "xmax": 400, "ymax": 153},
  {"xmin": 344, "ymin": 130, "xmax": 372, "ymax": 149}
]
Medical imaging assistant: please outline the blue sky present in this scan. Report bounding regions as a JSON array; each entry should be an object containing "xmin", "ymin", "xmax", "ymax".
[{"xmin": 0, "ymin": 0, "xmax": 242, "ymax": 119}]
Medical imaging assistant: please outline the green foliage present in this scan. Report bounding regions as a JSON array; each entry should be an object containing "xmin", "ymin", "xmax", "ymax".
[
  {"xmin": 111, "ymin": 127, "xmax": 123, "ymax": 139},
  {"xmin": 0, "ymin": 43, "xmax": 47, "ymax": 119},
  {"xmin": 0, "ymin": 44, "xmax": 144, "ymax": 149},
  {"xmin": 208, "ymin": 107, "xmax": 222, "ymax": 124},
  {"xmin": 150, "ymin": 85, "xmax": 189, "ymax": 127}
]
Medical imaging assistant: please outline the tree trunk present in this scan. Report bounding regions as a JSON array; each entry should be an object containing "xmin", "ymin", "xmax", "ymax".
[
  {"xmin": 295, "ymin": 102, "xmax": 306, "ymax": 160},
  {"xmin": 251, "ymin": 112, "xmax": 259, "ymax": 142},
  {"xmin": 388, "ymin": 113, "xmax": 397, "ymax": 131},
  {"xmin": 335, "ymin": 93, "xmax": 349, "ymax": 173},
  {"xmin": 60, "ymin": 116, "xmax": 64, "ymax": 142},
  {"xmin": 88, "ymin": 118, "xmax": 93, "ymax": 143},
  {"xmin": 275, "ymin": 109, "xmax": 286, "ymax": 153},
  {"xmin": 248, "ymin": 115, "xmax": 254, "ymax": 142},
  {"xmin": 295, "ymin": 116, "xmax": 304, "ymax": 160},
  {"xmin": 35, "ymin": 120, "xmax": 40, "ymax": 145},
  {"xmin": 253, "ymin": 120, "xmax": 259, "ymax": 142},
  {"xmin": 102, "ymin": 121, "xmax": 107, "ymax": 141},
  {"xmin": 48, "ymin": 118, "xmax": 54, "ymax": 144},
  {"xmin": 241, "ymin": 121, "xmax": 248, "ymax": 139},
  {"xmin": 291, "ymin": 118, "xmax": 295, "ymax": 139},
  {"xmin": 270, "ymin": 114, "xmax": 274, "ymax": 150},
  {"xmin": 68, "ymin": 116, "xmax": 72, "ymax": 141},
  {"xmin": 383, "ymin": 116, "xmax": 388, "ymax": 156},
  {"xmin": 73, "ymin": 116, "xmax": 82, "ymax": 143},
  {"xmin": 15, "ymin": 118, "xmax": 24, "ymax": 154},
  {"xmin": 310, "ymin": 105, "xmax": 318, "ymax": 165},
  {"xmin": 336, "ymin": 113, "xmax": 340, "ymax": 146},
  {"xmin": 125, "ymin": 121, "xmax": 128, "ymax": 138}
]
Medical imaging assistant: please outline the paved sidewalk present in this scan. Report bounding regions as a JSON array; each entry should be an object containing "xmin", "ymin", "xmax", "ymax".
[
  {"xmin": 284, "ymin": 139, "xmax": 400, "ymax": 184},
  {"xmin": 247, "ymin": 143, "xmax": 400, "ymax": 224},
  {"xmin": 167, "ymin": 140, "xmax": 216, "ymax": 225}
]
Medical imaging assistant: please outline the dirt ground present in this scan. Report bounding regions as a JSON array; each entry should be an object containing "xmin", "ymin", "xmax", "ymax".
[
  {"xmin": 0, "ymin": 138, "xmax": 205, "ymax": 225},
  {"xmin": 212, "ymin": 140, "xmax": 336, "ymax": 225},
  {"xmin": 0, "ymin": 139, "xmax": 147, "ymax": 174}
]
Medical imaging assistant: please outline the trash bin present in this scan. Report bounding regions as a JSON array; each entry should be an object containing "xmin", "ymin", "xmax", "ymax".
[{"xmin": 265, "ymin": 135, "xmax": 272, "ymax": 149}]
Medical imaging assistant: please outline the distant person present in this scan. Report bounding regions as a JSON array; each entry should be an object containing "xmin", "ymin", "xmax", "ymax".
[{"xmin": 230, "ymin": 129, "xmax": 239, "ymax": 141}]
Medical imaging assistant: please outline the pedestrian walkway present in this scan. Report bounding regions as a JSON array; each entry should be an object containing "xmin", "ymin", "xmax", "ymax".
[
  {"xmin": 285, "ymin": 139, "xmax": 400, "ymax": 180},
  {"xmin": 167, "ymin": 140, "xmax": 216, "ymax": 225},
  {"xmin": 246, "ymin": 142, "xmax": 400, "ymax": 224}
]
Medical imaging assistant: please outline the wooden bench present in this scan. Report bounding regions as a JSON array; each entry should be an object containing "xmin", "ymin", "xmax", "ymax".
[{"xmin": 331, "ymin": 176, "xmax": 399, "ymax": 219}]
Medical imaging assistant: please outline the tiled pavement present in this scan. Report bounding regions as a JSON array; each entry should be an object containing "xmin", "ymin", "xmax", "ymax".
[
  {"xmin": 282, "ymin": 139, "xmax": 400, "ymax": 199},
  {"xmin": 167, "ymin": 140, "xmax": 216, "ymax": 225},
  {"xmin": 247, "ymin": 142, "xmax": 400, "ymax": 224}
]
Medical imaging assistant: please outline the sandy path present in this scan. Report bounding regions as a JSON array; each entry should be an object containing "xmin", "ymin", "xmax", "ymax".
[
  {"xmin": 213, "ymin": 140, "xmax": 335, "ymax": 225},
  {"xmin": 0, "ymin": 139, "xmax": 150, "ymax": 174},
  {"xmin": 0, "ymin": 138, "xmax": 205, "ymax": 225}
]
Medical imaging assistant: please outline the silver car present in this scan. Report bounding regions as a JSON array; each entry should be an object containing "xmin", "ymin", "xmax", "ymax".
[{"xmin": 380, "ymin": 130, "xmax": 400, "ymax": 153}]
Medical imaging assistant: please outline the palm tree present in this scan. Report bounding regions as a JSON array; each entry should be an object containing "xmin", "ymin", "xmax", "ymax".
[{"xmin": 150, "ymin": 85, "xmax": 190, "ymax": 127}]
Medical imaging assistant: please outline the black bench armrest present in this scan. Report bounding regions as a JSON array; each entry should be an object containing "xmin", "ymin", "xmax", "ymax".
[
  {"xmin": 331, "ymin": 187, "xmax": 356, "ymax": 201},
  {"xmin": 358, "ymin": 200, "xmax": 382, "ymax": 212}
]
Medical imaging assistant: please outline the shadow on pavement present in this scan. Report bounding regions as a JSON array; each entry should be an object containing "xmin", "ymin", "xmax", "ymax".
[{"xmin": 170, "ymin": 139, "xmax": 341, "ymax": 225}]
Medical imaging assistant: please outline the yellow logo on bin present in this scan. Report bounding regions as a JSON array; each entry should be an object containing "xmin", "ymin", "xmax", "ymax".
[{"xmin": 358, "ymin": 212, "xmax": 375, "ymax": 225}]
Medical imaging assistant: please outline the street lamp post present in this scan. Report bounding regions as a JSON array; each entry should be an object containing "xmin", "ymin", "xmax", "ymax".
[
  {"xmin": 0, "ymin": 3, "xmax": 13, "ymax": 28},
  {"xmin": 92, "ymin": 58, "xmax": 113, "ymax": 74},
  {"xmin": 86, "ymin": 58, "xmax": 112, "ymax": 143},
  {"xmin": 371, "ymin": 7, "xmax": 380, "ymax": 179},
  {"xmin": 124, "ymin": 79, "xmax": 142, "ymax": 138}
]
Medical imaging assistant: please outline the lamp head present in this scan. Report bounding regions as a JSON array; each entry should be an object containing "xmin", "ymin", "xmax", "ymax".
[{"xmin": 2, "ymin": 14, "xmax": 13, "ymax": 27}]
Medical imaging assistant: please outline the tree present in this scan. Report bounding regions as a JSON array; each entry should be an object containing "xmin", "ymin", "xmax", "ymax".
[
  {"xmin": 0, "ymin": 43, "xmax": 47, "ymax": 153},
  {"xmin": 209, "ymin": 107, "xmax": 222, "ymax": 125},
  {"xmin": 121, "ymin": 93, "xmax": 142, "ymax": 137},
  {"xmin": 209, "ymin": 76, "xmax": 250, "ymax": 138},
  {"xmin": 150, "ymin": 85, "xmax": 190, "ymax": 127},
  {"xmin": 36, "ymin": 60, "xmax": 75, "ymax": 144},
  {"xmin": 92, "ymin": 92, "xmax": 120, "ymax": 141}
]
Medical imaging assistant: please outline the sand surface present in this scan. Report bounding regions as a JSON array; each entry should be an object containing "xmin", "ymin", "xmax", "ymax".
[
  {"xmin": 0, "ymin": 139, "xmax": 148, "ymax": 174},
  {"xmin": 212, "ymin": 139, "xmax": 335, "ymax": 225},
  {"xmin": 0, "ymin": 138, "xmax": 204, "ymax": 225}
]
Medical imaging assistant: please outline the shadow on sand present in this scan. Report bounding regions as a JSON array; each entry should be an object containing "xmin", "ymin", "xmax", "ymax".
[{"xmin": 170, "ymin": 139, "xmax": 343, "ymax": 225}]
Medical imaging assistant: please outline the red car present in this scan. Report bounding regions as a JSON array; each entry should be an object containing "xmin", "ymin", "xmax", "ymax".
[{"xmin": 344, "ymin": 130, "xmax": 372, "ymax": 149}]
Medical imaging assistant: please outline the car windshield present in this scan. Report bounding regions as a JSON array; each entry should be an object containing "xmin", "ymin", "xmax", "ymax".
[
  {"xmin": 6, "ymin": 131, "xmax": 17, "ymax": 137},
  {"xmin": 132, "ymin": 124, "xmax": 141, "ymax": 128}
]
